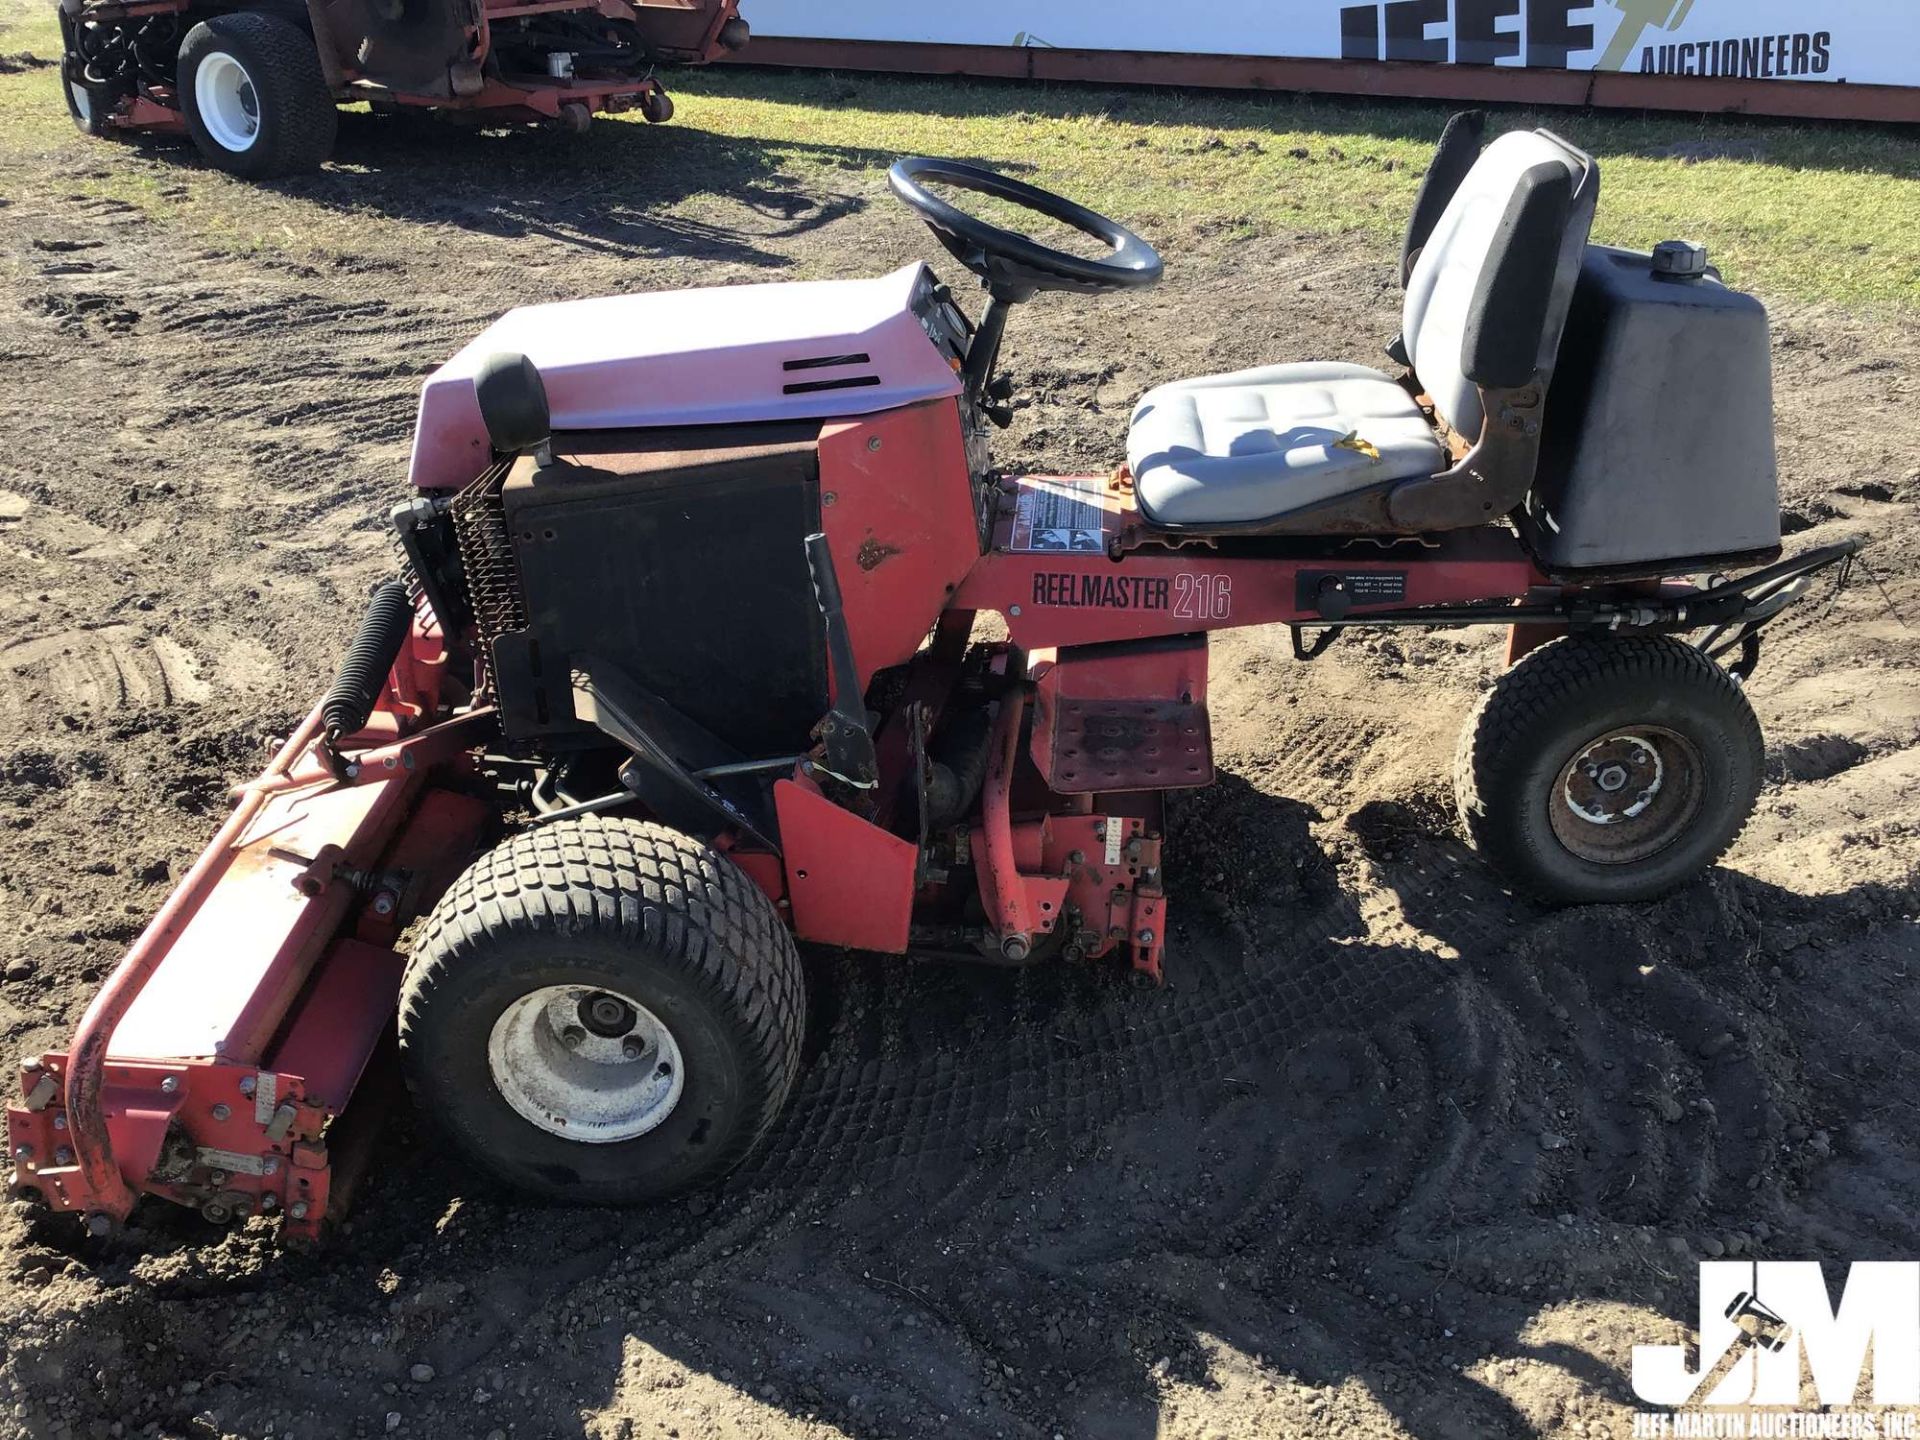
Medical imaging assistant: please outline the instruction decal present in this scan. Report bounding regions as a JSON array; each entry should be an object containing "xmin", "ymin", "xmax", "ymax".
[
  {"xmin": 1010, "ymin": 476, "xmax": 1110, "ymax": 554},
  {"xmin": 1296, "ymin": 570, "xmax": 1408, "ymax": 610},
  {"xmin": 1338, "ymin": 572, "xmax": 1407, "ymax": 603}
]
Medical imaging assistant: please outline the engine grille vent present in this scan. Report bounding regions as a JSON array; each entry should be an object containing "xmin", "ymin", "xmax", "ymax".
[
  {"xmin": 781, "ymin": 351, "xmax": 879, "ymax": 396},
  {"xmin": 448, "ymin": 461, "xmax": 525, "ymax": 698}
]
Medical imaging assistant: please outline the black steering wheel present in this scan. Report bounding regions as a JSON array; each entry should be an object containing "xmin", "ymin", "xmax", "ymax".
[{"xmin": 887, "ymin": 156, "xmax": 1163, "ymax": 301}]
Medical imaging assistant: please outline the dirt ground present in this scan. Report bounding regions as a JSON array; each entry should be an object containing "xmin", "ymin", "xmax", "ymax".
[{"xmin": 2, "ymin": 105, "xmax": 1919, "ymax": 1440}]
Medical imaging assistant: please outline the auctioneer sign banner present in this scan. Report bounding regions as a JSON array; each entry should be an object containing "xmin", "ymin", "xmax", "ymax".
[{"xmin": 740, "ymin": 1, "xmax": 1915, "ymax": 91}]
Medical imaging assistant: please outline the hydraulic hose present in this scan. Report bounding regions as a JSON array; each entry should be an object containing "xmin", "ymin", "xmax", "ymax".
[{"xmin": 927, "ymin": 705, "xmax": 993, "ymax": 827}]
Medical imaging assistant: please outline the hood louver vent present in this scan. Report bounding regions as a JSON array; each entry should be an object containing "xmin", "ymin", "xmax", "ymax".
[{"xmin": 781, "ymin": 351, "xmax": 880, "ymax": 395}]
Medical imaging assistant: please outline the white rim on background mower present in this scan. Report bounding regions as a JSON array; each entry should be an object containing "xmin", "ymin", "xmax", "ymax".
[
  {"xmin": 69, "ymin": 78, "xmax": 93, "ymax": 127},
  {"xmin": 195, "ymin": 50, "xmax": 261, "ymax": 153},
  {"xmin": 486, "ymin": 985, "xmax": 685, "ymax": 1143}
]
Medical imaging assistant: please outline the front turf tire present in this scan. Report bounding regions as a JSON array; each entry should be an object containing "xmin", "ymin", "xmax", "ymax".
[
  {"xmin": 177, "ymin": 13, "xmax": 336, "ymax": 178},
  {"xmin": 1454, "ymin": 636, "xmax": 1764, "ymax": 905},
  {"xmin": 399, "ymin": 816, "xmax": 805, "ymax": 1204}
]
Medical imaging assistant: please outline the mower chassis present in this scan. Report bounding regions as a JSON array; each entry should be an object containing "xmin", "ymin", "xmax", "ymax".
[
  {"xmin": 7, "ymin": 447, "xmax": 1860, "ymax": 1241},
  {"xmin": 63, "ymin": 0, "xmax": 741, "ymax": 140}
]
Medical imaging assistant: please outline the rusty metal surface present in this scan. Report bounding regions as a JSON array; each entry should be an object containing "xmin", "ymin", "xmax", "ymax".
[
  {"xmin": 818, "ymin": 402, "xmax": 985, "ymax": 692},
  {"xmin": 1044, "ymin": 698, "xmax": 1213, "ymax": 794}
]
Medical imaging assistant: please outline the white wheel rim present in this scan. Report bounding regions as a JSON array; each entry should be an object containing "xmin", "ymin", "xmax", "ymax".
[
  {"xmin": 486, "ymin": 985, "xmax": 685, "ymax": 1144},
  {"xmin": 195, "ymin": 51, "xmax": 260, "ymax": 153},
  {"xmin": 71, "ymin": 80, "xmax": 92, "ymax": 125}
]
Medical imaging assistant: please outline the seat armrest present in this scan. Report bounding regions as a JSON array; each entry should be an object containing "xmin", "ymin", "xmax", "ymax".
[{"xmin": 1463, "ymin": 161, "xmax": 1576, "ymax": 389}]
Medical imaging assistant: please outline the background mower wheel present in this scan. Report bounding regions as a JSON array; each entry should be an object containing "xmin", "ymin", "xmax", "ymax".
[
  {"xmin": 1453, "ymin": 635, "xmax": 1764, "ymax": 905},
  {"xmin": 399, "ymin": 816, "xmax": 805, "ymax": 1204},
  {"xmin": 177, "ymin": 13, "xmax": 336, "ymax": 179},
  {"xmin": 62, "ymin": 63, "xmax": 119, "ymax": 137}
]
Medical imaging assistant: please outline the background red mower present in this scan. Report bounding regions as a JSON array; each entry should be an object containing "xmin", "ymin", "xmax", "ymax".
[
  {"xmin": 57, "ymin": 0, "xmax": 748, "ymax": 177},
  {"xmin": 9, "ymin": 112, "xmax": 1861, "ymax": 1239}
]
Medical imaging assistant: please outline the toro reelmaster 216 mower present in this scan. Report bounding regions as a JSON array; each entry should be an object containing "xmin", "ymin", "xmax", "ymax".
[
  {"xmin": 58, "ymin": 0, "xmax": 747, "ymax": 177},
  {"xmin": 10, "ymin": 113, "xmax": 1861, "ymax": 1240}
]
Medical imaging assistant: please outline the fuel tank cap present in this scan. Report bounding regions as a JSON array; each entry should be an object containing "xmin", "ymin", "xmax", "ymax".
[{"xmin": 1651, "ymin": 239, "xmax": 1710, "ymax": 281}]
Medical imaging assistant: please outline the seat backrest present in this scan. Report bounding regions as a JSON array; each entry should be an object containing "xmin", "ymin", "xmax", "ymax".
[{"xmin": 1402, "ymin": 129, "xmax": 1598, "ymax": 443}]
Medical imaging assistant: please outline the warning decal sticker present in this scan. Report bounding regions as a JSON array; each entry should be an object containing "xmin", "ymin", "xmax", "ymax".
[{"xmin": 1010, "ymin": 476, "xmax": 1109, "ymax": 554}]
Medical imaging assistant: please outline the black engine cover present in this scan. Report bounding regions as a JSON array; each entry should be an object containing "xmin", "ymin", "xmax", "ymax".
[{"xmin": 492, "ymin": 423, "xmax": 828, "ymax": 759}]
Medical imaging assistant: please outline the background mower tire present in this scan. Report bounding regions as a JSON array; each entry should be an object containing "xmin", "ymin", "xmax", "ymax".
[
  {"xmin": 399, "ymin": 816, "xmax": 805, "ymax": 1204},
  {"xmin": 177, "ymin": 13, "xmax": 336, "ymax": 179},
  {"xmin": 1454, "ymin": 635, "xmax": 1763, "ymax": 906},
  {"xmin": 62, "ymin": 63, "xmax": 119, "ymax": 137}
]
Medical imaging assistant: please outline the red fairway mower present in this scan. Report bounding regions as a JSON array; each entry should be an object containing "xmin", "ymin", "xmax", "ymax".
[
  {"xmin": 58, "ymin": 0, "xmax": 747, "ymax": 178},
  {"xmin": 10, "ymin": 113, "xmax": 1860, "ymax": 1240}
]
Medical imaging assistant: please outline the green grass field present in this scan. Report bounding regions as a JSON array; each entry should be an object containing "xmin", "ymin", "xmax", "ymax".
[
  {"xmin": 3, "ymin": 0, "xmax": 1916, "ymax": 309},
  {"xmin": 670, "ymin": 68, "xmax": 1920, "ymax": 309}
]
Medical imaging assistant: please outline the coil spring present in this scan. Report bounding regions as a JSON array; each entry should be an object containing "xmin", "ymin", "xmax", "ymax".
[{"xmin": 322, "ymin": 579, "xmax": 414, "ymax": 742}]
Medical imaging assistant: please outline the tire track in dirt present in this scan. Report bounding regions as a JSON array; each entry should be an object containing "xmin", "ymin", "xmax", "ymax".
[
  {"xmin": 0, "ymin": 624, "xmax": 208, "ymax": 718},
  {"xmin": 297, "ymin": 815, "xmax": 1873, "ymax": 1440}
]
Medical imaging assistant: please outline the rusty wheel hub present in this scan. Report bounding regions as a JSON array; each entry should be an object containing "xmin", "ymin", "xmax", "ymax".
[{"xmin": 1549, "ymin": 727, "xmax": 1705, "ymax": 866}]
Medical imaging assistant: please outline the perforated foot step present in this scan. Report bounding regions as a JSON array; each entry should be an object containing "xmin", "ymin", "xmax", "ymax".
[{"xmin": 1041, "ymin": 697, "xmax": 1213, "ymax": 793}]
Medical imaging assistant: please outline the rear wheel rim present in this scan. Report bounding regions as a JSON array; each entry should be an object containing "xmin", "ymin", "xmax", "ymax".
[
  {"xmin": 486, "ymin": 985, "xmax": 685, "ymax": 1143},
  {"xmin": 70, "ymin": 79, "xmax": 93, "ymax": 126},
  {"xmin": 1548, "ymin": 726, "xmax": 1705, "ymax": 866},
  {"xmin": 195, "ymin": 51, "xmax": 260, "ymax": 153}
]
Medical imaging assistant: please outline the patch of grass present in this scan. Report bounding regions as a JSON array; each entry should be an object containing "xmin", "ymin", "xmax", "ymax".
[
  {"xmin": 0, "ymin": 0, "xmax": 59, "ymax": 53},
  {"xmin": 0, "ymin": 1, "xmax": 1914, "ymax": 312},
  {"xmin": 0, "ymin": 0, "xmax": 82, "ymax": 199},
  {"xmin": 670, "ymin": 68, "xmax": 1920, "ymax": 310}
]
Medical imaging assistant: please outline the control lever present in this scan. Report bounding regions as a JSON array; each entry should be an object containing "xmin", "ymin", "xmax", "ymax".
[{"xmin": 803, "ymin": 533, "xmax": 880, "ymax": 796}]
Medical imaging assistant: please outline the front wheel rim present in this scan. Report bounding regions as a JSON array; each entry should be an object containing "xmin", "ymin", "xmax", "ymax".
[
  {"xmin": 486, "ymin": 985, "xmax": 685, "ymax": 1143},
  {"xmin": 1548, "ymin": 725, "xmax": 1706, "ymax": 866},
  {"xmin": 195, "ymin": 51, "xmax": 261, "ymax": 153}
]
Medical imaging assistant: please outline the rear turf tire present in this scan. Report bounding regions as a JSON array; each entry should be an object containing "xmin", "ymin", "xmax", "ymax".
[
  {"xmin": 1454, "ymin": 636, "xmax": 1763, "ymax": 905},
  {"xmin": 399, "ymin": 816, "xmax": 805, "ymax": 1204},
  {"xmin": 177, "ymin": 13, "xmax": 336, "ymax": 178}
]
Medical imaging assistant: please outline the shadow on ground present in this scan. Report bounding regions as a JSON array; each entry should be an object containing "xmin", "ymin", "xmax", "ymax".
[{"xmin": 20, "ymin": 772, "xmax": 1913, "ymax": 1439}]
